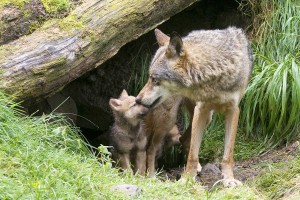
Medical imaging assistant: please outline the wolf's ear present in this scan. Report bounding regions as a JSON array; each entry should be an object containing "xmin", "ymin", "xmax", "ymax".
[
  {"xmin": 109, "ymin": 98, "xmax": 122, "ymax": 111},
  {"xmin": 119, "ymin": 89, "xmax": 128, "ymax": 98},
  {"xmin": 155, "ymin": 29, "xmax": 170, "ymax": 46},
  {"xmin": 167, "ymin": 32, "xmax": 183, "ymax": 57}
]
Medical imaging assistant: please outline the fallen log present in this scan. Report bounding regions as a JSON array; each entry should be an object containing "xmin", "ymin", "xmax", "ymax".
[{"xmin": 0, "ymin": 0, "xmax": 197, "ymax": 102}]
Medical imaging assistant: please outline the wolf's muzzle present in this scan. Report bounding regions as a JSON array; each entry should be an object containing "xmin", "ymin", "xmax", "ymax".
[
  {"xmin": 135, "ymin": 97, "xmax": 142, "ymax": 105},
  {"xmin": 135, "ymin": 96, "xmax": 161, "ymax": 109}
]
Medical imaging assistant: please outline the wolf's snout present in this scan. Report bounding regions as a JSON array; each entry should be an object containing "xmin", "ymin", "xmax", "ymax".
[
  {"xmin": 136, "ymin": 97, "xmax": 151, "ymax": 108},
  {"xmin": 135, "ymin": 97, "xmax": 142, "ymax": 105}
]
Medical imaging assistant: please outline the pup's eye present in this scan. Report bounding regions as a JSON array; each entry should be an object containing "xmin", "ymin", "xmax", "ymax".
[{"xmin": 130, "ymin": 103, "xmax": 136, "ymax": 108}]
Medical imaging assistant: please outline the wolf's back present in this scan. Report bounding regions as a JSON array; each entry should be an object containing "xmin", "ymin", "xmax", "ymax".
[{"xmin": 183, "ymin": 27, "xmax": 253, "ymax": 92}]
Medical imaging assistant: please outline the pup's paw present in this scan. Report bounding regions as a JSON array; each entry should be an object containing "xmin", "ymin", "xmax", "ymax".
[{"xmin": 222, "ymin": 178, "xmax": 242, "ymax": 188}]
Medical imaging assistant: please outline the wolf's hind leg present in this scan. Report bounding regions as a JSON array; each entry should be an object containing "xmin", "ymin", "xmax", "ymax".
[
  {"xmin": 148, "ymin": 127, "xmax": 171, "ymax": 177},
  {"xmin": 146, "ymin": 142, "xmax": 160, "ymax": 177},
  {"xmin": 222, "ymin": 106, "xmax": 242, "ymax": 187}
]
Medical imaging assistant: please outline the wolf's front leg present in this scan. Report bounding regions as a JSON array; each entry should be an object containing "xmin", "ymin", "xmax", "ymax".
[
  {"xmin": 134, "ymin": 150, "xmax": 146, "ymax": 175},
  {"xmin": 222, "ymin": 106, "xmax": 242, "ymax": 187},
  {"xmin": 183, "ymin": 102, "xmax": 210, "ymax": 178}
]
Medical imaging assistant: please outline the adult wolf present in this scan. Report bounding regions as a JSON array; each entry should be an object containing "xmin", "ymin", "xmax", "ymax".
[{"xmin": 136, "ymin": 27, "xmax": 253, "ymax": 187}]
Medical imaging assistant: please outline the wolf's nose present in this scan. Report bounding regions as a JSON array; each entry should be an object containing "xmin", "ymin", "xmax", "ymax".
[{"xmin": 135, "ymin": 97, "xmax": 142, "ymax": 104}]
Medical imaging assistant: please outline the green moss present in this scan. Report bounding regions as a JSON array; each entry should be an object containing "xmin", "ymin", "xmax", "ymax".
[
  {"xmin": 22, "ymin": 10, "xmax": 32, "ymax": 19},
  {"xmin": 0, "ymin": 45, "xmax": 18, "ymax": 64},
  {"xmin": 58, "ymin": 14, "xmax": 84, "ymax": 31},
  {"xmin": 29, "ymin": 21, "xmax": 41, "ymax": 33},
  {"xmin": 41, "ymin": 0, "xmax": 70, "ymax": 14},
  {"xmin": 0, "ymin": 0, "xmax": 29, "ymax": 9}
]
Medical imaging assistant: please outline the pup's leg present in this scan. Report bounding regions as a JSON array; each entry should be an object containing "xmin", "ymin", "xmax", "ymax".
[
  {"xmin": 135, "ymin": 150, "xmax": 146, "ymax": 175},
  {"xmin": 222, "ymin": 106, "xmax": 242, "ymax": 187},
  {"xmin": 118, "ymin": 153, "xmax": 132, "ymax": 173},
  {"xmin": 183, "ymin": 102, "xmax": 210, "ymax": 178}
]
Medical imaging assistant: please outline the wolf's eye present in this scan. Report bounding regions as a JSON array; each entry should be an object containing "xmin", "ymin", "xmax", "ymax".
[{"xmin": 152, "ymin": 77, "xmax": 159, "ymax": 85}]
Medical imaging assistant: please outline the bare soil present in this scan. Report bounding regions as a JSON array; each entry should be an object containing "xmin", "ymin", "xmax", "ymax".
[{"xmin": 160, "ymin": 142, "xmax": 300, "ymax": 189}]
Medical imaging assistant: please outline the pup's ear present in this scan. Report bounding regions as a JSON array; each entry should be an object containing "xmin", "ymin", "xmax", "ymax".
[
  {"xmin": 167, "ymin": 32, "xmax": 183, "ymax": 57},
  {"xmin": 119, "ymin": 89, "xmax": 128, "ymax": 98},
  {"xmin": 155, "ymin": 29, "xmax": 170, "ymax": 46},
  {"xmin": 109, "ymin": 98, "xmax": 122, "ymax": 111}
]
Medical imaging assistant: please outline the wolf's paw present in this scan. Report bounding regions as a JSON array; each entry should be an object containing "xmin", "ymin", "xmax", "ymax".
[
  {"xmin": 222, "ymin": 178, "xmax": 242, "ymax": 188},
  {"xmin": 197, "ymin": 163, "xmax": 202, "ymax": 174}
]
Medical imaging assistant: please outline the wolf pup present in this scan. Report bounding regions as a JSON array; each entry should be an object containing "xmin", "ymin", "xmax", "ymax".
[
  {"xmin": 136, "ymin": 27, "xmax": 253, "ymax": 187},
  {"xmin": 109, "ymin": 89, "xmax": 182, "ymax": 176},
  {"xmin": 109, "ymin": 90, "xmax": 148, "ymax": 175}
]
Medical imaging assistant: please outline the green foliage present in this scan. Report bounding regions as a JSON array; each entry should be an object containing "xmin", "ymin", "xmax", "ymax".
[{"xmin": 240, "ymin": 0, "xmax": 300, "ymax": 145}]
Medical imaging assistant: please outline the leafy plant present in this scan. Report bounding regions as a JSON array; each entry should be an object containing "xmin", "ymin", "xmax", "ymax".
[
  {"xmin": 127, "ymin": 46, "xmax": 151, "ymax": 96},
  {"xmin": 240, "ymin": 0, "xmax": 300, "ymax": 146}
]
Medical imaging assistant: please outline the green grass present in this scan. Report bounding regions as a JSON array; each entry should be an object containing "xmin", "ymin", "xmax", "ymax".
[
  {"xmin": 252, "ymin": 151, "xmax": 300, "ymax": 199},
  {"xmin": 240, "ymin": 0, "xmax": 300, "ymax": 146},
  {"xmin": 127, "ymin": 46, "xmax": 151, "ymax": 96},
  {"xmin": 0, "ymin": 90, "xmax": 265, "ymax": 199},
  {"xmin": 0, "ymin": 91, "xmax": 106, "ymax": 199}
]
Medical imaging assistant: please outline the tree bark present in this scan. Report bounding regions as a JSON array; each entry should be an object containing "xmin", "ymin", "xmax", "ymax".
[{"xmin": 0, "ymin": 0, "xmax": 196, "ymax": 102}]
